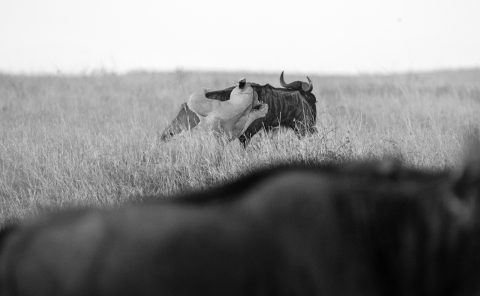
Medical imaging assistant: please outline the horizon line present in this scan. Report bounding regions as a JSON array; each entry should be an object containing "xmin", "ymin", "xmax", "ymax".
[{"xmin": 1, "ymin": 66, "xmax": 480, "ymax": 78}]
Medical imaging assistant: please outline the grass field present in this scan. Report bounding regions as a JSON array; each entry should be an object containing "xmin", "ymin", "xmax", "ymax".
[{"xmin": 1, "ymin": 69, "xmax": 480, "ymax": 225}]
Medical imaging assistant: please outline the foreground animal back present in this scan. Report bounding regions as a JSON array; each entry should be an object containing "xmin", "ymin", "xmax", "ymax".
[{"xmin": 1, "ymin": 154, "xmax": 480, "ymax": 296}]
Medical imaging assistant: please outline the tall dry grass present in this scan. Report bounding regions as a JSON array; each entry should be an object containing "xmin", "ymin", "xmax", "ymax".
[{"xmin": 1, "ymin": 70, "xmax": 479, "ymax": 225}]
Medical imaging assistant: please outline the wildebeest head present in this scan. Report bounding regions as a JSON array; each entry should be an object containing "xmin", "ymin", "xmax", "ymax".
[{"xmin": 160, "ymin": 72, "xmax": 317, "ymax": 145}]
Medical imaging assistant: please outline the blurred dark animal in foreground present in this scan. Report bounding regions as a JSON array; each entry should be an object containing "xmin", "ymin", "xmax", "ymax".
[
  {"xmin": 2, "ymin": 145, "xmax": 480, "ymax": 296},
  {"xmin": 187, "ymin": 80, "xmax": 268, "ymax": 140},
  {"xmin": 161, "ymin": 72, "xmax": 317, "ymax": 146}
]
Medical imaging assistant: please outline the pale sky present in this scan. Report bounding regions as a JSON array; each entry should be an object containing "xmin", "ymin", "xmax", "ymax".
[{"xmin": 0, "ymin": 0, "xmax": 479, "ymax": 74}]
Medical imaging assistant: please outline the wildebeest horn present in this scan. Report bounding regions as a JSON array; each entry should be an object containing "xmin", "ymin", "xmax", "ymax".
[
  {"xmin": 280, "ymin": 71, "xmax": 288, "ymax": 88},
  {"xmin": 303, "ymin": 76, "xmax": 313, "ymax": 92},
  {"xmin": 280, "ymin": 71, "xmax": 312, "ymax": 92}
]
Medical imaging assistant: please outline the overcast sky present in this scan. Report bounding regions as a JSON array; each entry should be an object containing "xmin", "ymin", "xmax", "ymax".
[{"xmin": 0, "ymin": 0, "xmax": 478, "ymax": 74}]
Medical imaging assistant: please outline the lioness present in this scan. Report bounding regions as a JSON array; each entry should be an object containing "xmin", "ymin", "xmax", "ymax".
[{"xmin": 187, "ymin": 79, "xmax": 268, "ymax": 140}]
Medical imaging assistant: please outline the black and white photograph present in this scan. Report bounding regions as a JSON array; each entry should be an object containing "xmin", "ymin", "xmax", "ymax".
[{"xmin": 1, "ymin": 0, "xmax": 480, "ymax": 295}]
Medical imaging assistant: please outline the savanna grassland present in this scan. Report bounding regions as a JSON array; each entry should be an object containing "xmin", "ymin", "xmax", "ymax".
[{"xmin": 1, "ymin": 69, "xmax": 480, "ymax": 225}]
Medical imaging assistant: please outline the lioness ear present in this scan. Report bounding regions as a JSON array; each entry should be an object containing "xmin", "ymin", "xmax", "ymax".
[{"xmin": 238, "ymin": 78, "xmax": 246, "ymax": 89}]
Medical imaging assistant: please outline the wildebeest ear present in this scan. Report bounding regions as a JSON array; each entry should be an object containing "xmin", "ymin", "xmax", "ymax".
[{"xmin": 453, "ymin": 131, "xmax": 480, "ymax": 201}]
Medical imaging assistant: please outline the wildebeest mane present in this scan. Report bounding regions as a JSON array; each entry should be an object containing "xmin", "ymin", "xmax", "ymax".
[
  {"xmin": 254, "ymin": 84, "xmax": 317, "ymax": 121},
  {"xmin": 257, "ymin": 84, "xmax": 317, "ymax": 108}
]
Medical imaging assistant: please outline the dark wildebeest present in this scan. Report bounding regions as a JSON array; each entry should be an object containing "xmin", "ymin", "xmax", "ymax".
[
  {"xmin": 2, "ymin": 144, "xmax": 480, "ymax": 295},
  {"xmin": 160, "ymin": 72, "xmax": 317, "ymax": 146}
]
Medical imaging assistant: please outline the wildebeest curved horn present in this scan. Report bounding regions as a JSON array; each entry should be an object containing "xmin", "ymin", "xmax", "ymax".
[
  {"xmin": 302, "ymin": 76, "xmax": 313, "ymax": 92},
  {"xmin": 280, "ymin": 71, "xmax": 288, "ymax": 88},
  {"xmin": 280, "ymin": 71, "xmax": 303, "ymax": 90}
]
